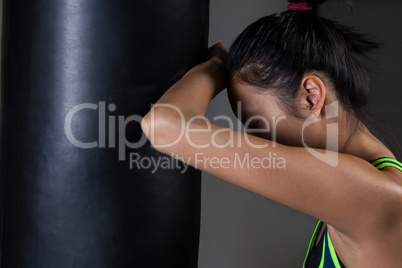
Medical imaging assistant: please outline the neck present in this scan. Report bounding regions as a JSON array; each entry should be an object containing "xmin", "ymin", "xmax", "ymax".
[
  {"xmin": 304, "ymin": 114, "xmax": 395, "ymax": 163},
  {"xmin": 341, "ymin": 126, "xmax": 395, "ymax": 162}
]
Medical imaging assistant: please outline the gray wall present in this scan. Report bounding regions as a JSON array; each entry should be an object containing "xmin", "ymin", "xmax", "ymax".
[
  {"xmin": 199, "ymin": 0, "xmax": 402, "ymax": 267},
  {"xmin": 320, "ymin": 0, "xmax": 402, "ymax": 144}
]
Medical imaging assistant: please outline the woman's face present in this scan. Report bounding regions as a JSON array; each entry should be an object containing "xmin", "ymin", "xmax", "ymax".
[{"xmin": 228, "ymin": 81, "xmax": 306, "ymax": 147}]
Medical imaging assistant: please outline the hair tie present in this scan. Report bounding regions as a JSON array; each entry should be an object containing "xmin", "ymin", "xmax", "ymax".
[{"xmin": 287, "ymin": 2, "xmax": 312, "ymax": 11}]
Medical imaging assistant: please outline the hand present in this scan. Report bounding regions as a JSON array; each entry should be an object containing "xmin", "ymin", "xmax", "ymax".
[
  {"xmin": 207, "ymin": 42, "xmax": 228, "ymax": 66},
  {"xmin": 206, "ymin": 43, "xmax": 228, "ymax": 96},
  {"xmin": 184, "ymin": 42, "xmax": 228, "ymax": 97}
]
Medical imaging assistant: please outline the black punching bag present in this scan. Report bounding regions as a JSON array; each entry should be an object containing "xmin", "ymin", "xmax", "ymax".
[{"xmin": 0, "ymin": 0, "xmax": 208, "ymax": 267}]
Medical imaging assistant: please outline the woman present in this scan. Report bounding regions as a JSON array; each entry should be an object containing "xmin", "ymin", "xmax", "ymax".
[{"xmin": 141, "ymin": 0, "xmax": 402, "ymax": 267}]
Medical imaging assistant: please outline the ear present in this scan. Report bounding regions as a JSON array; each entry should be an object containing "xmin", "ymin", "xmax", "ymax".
[{"xmin": 298, "ymin": 75, "xmax": 326, "ymax": 119}]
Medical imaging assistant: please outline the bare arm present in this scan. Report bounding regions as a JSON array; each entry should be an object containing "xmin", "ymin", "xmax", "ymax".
[{"xmin": 141, "ymin": 43, "xmax": 402, "ymax": 238}]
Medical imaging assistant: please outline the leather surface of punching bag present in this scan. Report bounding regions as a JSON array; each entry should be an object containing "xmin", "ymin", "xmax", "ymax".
[{"xmin": 0, "ymin": 0, "xmax": 209, "ymax": 267}]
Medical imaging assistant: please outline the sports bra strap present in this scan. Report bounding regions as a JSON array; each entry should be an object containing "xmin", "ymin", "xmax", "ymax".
[{"xmin": 371, "ymin": 157, "xmax": 402, "ymax": 172}]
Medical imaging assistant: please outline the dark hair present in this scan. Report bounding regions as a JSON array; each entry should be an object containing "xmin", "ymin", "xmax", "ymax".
[
  {"xmin": 226, "ymin": 0, "xmax": 378, "ymax": 115},
  {"xmin": 226, "ymin": 0, "xmax": 401, "ymax": 158}
]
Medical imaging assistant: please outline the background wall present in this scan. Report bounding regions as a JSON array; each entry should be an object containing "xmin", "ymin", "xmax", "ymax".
[
  {"xmin": 199, "ymin": 0, "xmax": 402, "ymax": 267},
  {"xmin": 320, "ymin": 0, "xmax": 402, "ymax": 150}
]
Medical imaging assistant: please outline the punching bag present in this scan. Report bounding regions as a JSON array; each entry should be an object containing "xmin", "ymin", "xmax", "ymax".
[{"xmin": 0, "ymin": 0, "xmax": 208, "ymax": 267}]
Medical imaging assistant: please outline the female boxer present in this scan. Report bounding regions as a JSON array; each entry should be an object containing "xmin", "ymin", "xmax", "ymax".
[{"xmin": 141, "ymin": 1, "xmax": 402, "ymax": 267}]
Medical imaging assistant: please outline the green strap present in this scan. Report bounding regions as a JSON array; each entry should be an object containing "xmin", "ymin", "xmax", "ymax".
[
  {"xmin": 303, "ymin": 220, "xmax": 323, "ymax": 268},
  {"xmin": 317, "ymin": 233, "xmax": 325, "ymax": 268},
  {"xmin": 371, "ymin": 157, "xmax": 402, "ymax": 172},
  {"xmin": 326, "ymin": 228, "xmax": 342, "ymax": 268}
]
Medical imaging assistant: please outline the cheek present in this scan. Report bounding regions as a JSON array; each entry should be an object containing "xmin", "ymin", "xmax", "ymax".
[
  {"xmin": 272, "ymin": 117, "xmax": 304, "ymax": 146},
  {"xmin": 228, "ymin": 83, "xmax": 304, "ymax": 145},
  {"xmin": 244, "ymin": 108, "xmax": 285, "ymax": 140},
  {"xmin": 256, "ymin": 102, "xmax": 305, "ymax": 146}
]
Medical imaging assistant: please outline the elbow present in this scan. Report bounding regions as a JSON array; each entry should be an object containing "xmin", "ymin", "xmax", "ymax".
[
  {"xmin": 141, "ymin": 107, "xmax": 183, "ymax": 153},
  {"xmin": 141, "ymin": 112, "xmax": 152, "ymax": 140}
]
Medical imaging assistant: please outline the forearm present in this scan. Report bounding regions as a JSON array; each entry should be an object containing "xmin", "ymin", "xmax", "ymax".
[
  {"xmin": 152, "ymin": 58, "xmax": 225, "ymax": 117},
  {"xmin": 141, "ymin": 42, "xmax": 227, "ymax": 154},
  {"xmin": 141, "ymin": 56, "xmax": 226, "ymax": 150}
]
